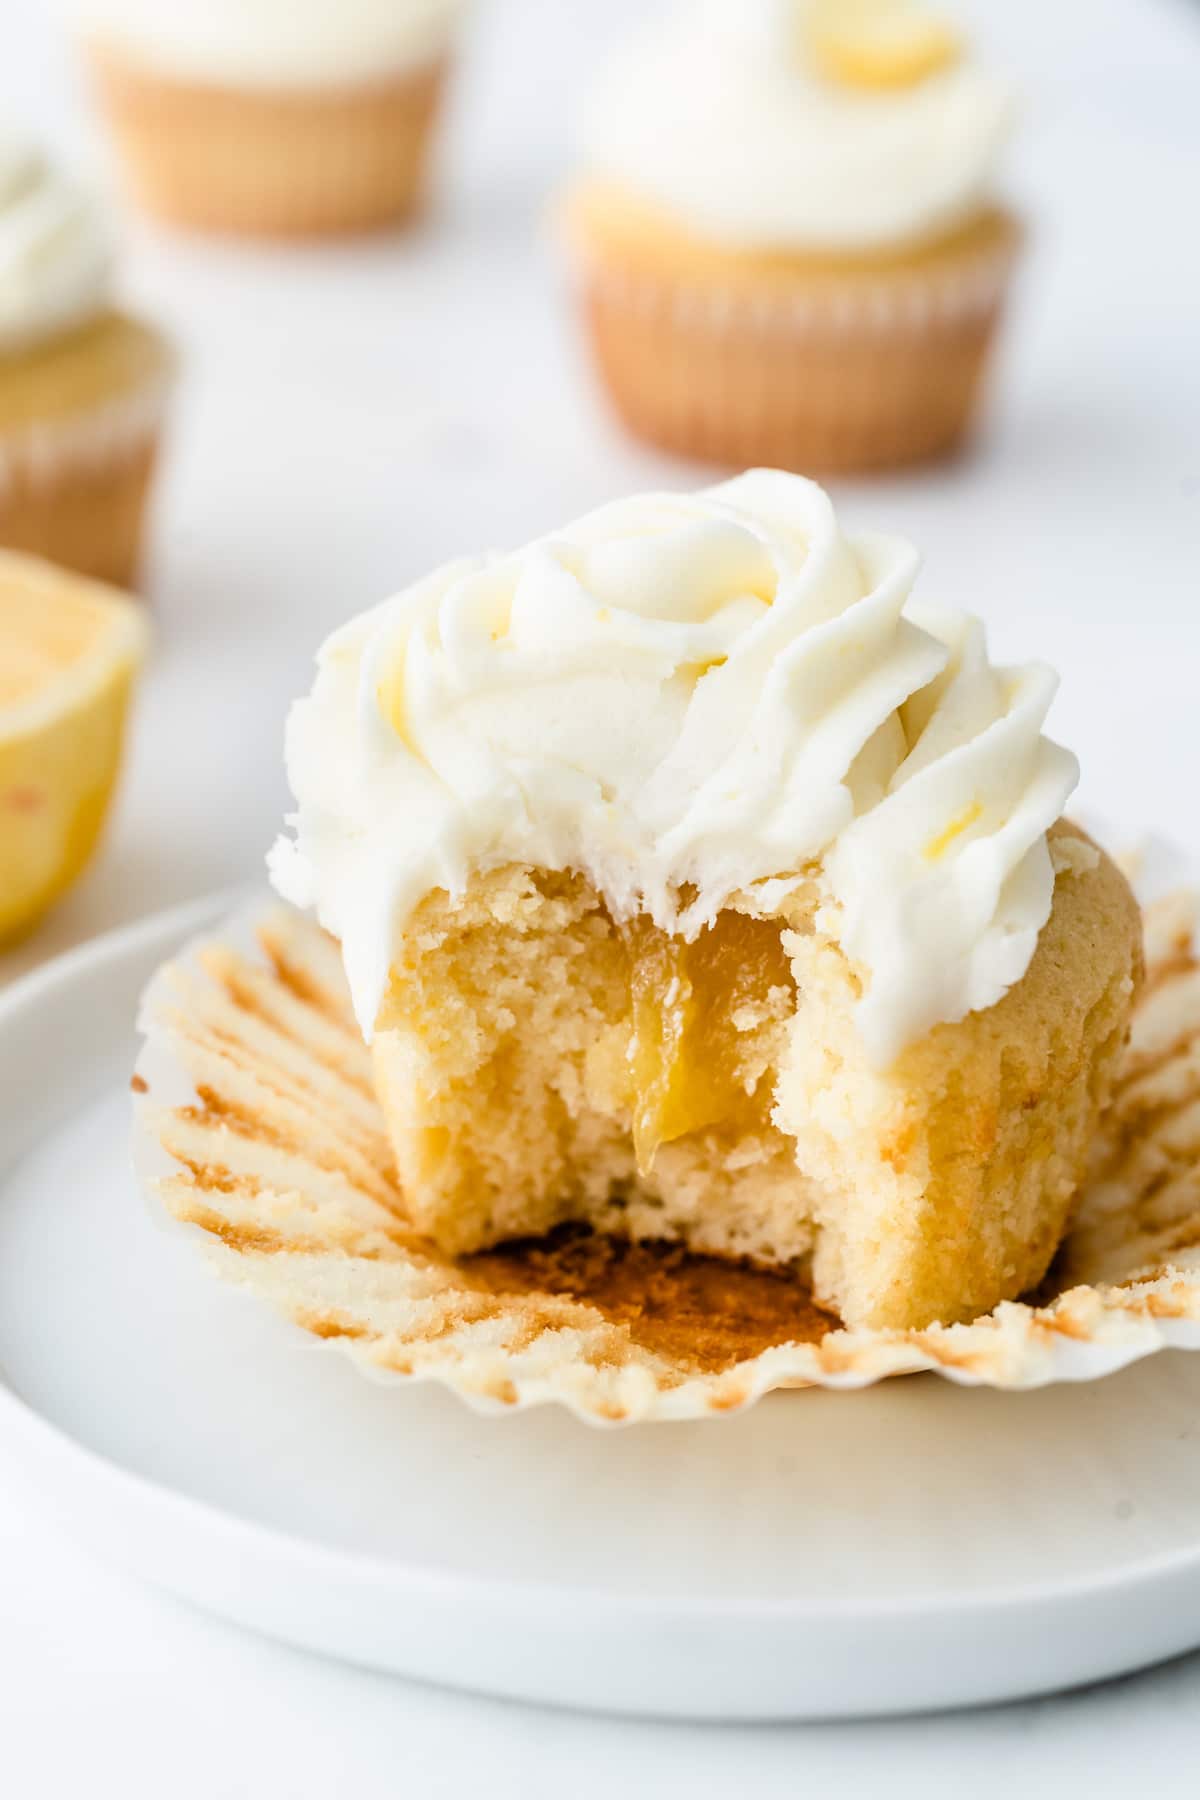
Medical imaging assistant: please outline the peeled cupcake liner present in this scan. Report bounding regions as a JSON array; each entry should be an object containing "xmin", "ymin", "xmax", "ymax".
[{"xmin": 131, "ymin": 871, "xmax": 1200, "ymax": 1426}]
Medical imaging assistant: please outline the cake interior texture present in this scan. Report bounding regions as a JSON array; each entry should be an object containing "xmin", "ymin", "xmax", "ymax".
[{"xmin": 371, "ymin": 824, "xmax": 1141, "ymax": 1331}]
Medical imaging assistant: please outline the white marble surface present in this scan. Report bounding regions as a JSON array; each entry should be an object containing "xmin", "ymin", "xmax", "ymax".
[{"xmin": 2, "ymin": 0, "xmax": 1200, "ymax": 1790}]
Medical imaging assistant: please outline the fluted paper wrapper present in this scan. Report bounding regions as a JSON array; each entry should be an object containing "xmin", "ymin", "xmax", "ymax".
[
  {"xmin": 133, "ymin": 890, "xmax": 1200, "ymax": 1425},
  {"xmin": 87, "ymin": 50, "xmax": 448, "ymax": 239},
  {"xmin": 0, "ymin": 376, "xmax": 170, "ymax": 588},
  {"xmin": 570, "ymin": 224, "xmax": 1019, "ymax": 475}
]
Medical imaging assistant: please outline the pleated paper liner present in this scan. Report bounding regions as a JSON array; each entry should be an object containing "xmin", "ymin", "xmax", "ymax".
[
  {"xmin": 85, "ymin": 49, "xmax": 449, "ymax": 238},
  {"xmin": 563, "ymin": 201, "xmax": 1021, "ymax": 474},
  {"xmin": 0, "ymin": 317, "xmax": 174, "ymax": 588},
  {"xmin": 133, "ymin": 891, "xmax": 1200, "ymax": 1425}
]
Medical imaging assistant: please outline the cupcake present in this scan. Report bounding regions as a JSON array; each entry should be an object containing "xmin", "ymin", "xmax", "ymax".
[
  {"xmin": 561, "ymin": 0, "xmax": 1021, "ymax": 473},
  {"xmin": 270, "ymin": 470, "xmax": 1142, "ymax": 1332},
  {"xmin": 0, "ymin": 133, "xmax": 172, "ymax": 588},
  {"xmin": 78, "ymin": 0, "xmax": 466, "ymax": 238}
]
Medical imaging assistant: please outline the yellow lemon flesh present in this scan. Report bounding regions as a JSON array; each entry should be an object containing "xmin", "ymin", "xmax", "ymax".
[
  {"xmin": 808, "ymin": 0, "xmax": 962, "ymax": 90},
  {"xmin": 0, "ymin": 553, "xmax": 147, "ymax": 942}
]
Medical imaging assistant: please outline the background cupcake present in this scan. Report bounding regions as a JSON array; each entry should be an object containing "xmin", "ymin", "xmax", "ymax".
[
  {"xmin": 561, "ymin": 0, "xmax": 1021, "ymax": 474},
  {"xmin": 77, "ymin": 0, "xmax": 466, "ymax": 239},
  {"xmin": 0, "ymin": 130, "xmax": 172, "ymax": 587}
]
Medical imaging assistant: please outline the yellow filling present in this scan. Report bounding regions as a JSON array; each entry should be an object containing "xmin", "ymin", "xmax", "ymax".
[{"xmin": 623, "ymin": 909, "xmax": 795, "ymax": 1174}]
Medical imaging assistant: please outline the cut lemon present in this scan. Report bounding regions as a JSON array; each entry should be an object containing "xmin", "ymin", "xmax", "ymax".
[
  {"xmin": 0, "ymin": 552, "xmax": 147, "ymax": 941},
  {"xmin": 808, "ymin": 0, "xmax": 962, "ymax": 90}
]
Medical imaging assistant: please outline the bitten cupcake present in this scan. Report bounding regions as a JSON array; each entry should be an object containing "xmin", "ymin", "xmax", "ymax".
[
  {"xmin": 271, "ymin": 470, "xmax": 1142, "ymax": 1332},
  {"xmin": 0, "ymin": 132, "xmax": 172, "ymax": 588},
  {"xmin": 561, "ymin": 0, "xmax": 1021, "ymax": 474},
  {"xmin": 77, "ymin": 0, "xmax": 465, "ymax": 238}
]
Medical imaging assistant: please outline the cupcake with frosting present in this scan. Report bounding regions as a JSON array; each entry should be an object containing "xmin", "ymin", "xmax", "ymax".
[
  {"xmin": 561, "ymin": 0, "xmax": 1021, "ymax": 473},
  {"xmin": 0, "ymin": 132, "xmax": 172, "ymax": 587},
  {"xmin": 77, "ymin": 0, "xmax": 466, "ymax": 238},
  {"xmin": 270, "ymin": 470, "xmax": 1141, "ymax": 1333}
]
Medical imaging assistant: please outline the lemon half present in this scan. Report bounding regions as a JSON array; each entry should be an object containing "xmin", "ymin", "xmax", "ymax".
[
  {"xmin": 0, "ymin": 553, "xmax": 147, "ymax": 942},
  {"xmin": 808, "ymin": 0, "xmax": 962, "ymax": 91}
]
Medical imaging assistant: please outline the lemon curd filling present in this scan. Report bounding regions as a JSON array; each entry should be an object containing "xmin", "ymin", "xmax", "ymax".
[{"xmin": 623, "ymin": 909, "xmax": 795, "ymax": 1175}]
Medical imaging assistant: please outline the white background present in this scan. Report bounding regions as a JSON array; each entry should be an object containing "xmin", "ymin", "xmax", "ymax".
[{"xmin": 2, "ymin": 0, "xmax": 1200, "ymax": 1790}]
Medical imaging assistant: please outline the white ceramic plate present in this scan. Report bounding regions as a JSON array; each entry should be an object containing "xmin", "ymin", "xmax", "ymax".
[{"xmin": 3, "ymin": 897, "xmax": 1200, "ymax": 1722}]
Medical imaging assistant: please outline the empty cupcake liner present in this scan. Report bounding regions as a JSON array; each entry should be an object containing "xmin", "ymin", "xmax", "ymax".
[{"xmin": 132, "ymin": 885, "xmax": 1200, "ymax": 1426}]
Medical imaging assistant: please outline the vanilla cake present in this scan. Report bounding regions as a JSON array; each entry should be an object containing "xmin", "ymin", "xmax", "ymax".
[{"xmin": 271, "ymin": 471, "xmax": 1142, "ymax": 1331}]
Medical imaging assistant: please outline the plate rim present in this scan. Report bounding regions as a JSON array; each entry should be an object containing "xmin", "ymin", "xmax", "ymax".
[{"xmin": 0, "ymin": 894, "xmax": 1199, "ymax": 1634}]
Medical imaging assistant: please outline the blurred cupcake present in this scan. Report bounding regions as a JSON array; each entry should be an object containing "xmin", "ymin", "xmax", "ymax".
[
  {"xmin": 0, "ymin": 133, "xmax": 172, "ymax": 588},
  {"xmin": 561, "ymin": 0, "xmax": 1021, "ymax": 474},
  {"xmin": 78, "ymin": 0, "xmax": 466, "ymax": 238}
]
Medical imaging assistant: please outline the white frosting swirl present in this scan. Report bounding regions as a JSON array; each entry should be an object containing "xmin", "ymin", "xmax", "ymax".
[
  {"xmin": 0, "ymin": 135, "xmax": 113, "ymax": 356},
  {"xmin": 580, "ymin": 0, "xmax": 1012, "ymax": 252},
  {"xmin": 77, "ymin": 0, "xmax": 465, "ymax": 88},
  {"xmin": 271, "ymin": 472, "xmax": 1077, "ymax": 1066}
]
